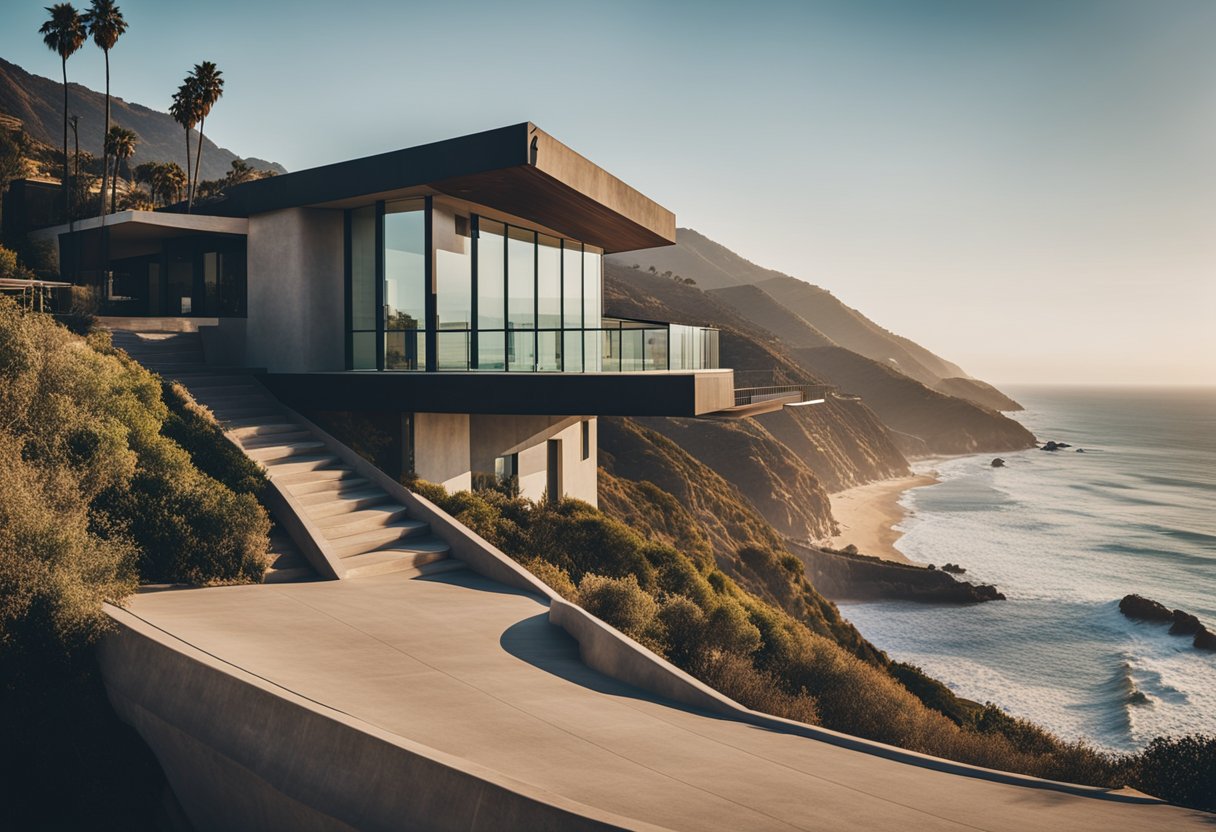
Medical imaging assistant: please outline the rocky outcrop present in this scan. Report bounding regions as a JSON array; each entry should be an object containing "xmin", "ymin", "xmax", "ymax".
[
  {"xmin": 1119, "ymin": 594, "xmax": 1216, "ymax": 651},
  {"xmin": 1041, "ymin": 441, "xmax": 1072, "ymax": 452},
  {"xmin": 991, "ymin": 458, "xmax": 1006, "ymax": 468},
  {"xmin": 787, "ymin": 542, "xmax": 1005, "ymax": 604}
]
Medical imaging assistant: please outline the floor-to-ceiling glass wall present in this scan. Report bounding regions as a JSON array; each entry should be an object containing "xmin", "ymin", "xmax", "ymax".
[
  {"xmin": 476, "ymin": 218, "xmax": 506, "ymax": 370},
  {"xmin": 435, "ymin": 204, "xmax": 472, "ymax": 370},
  {"xmin": 383, "ymin": 199, "xmax": 426, "ymax": 370}
]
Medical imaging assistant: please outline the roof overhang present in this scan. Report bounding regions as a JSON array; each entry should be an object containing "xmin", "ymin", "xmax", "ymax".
[
  {"xmin": 260, "ymin": 368, "xmax": 734, "ymax": 418},
  {"xmin": 213, "ymin": 123, "xmax": 675, "ymax": 253},
  {"xmin": 30, "ymin": 210, "xmax": 248, "ymax": 243}
]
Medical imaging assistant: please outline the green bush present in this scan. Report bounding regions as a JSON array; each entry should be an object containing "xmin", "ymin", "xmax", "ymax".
[
  {"xmin": 160, "ymin": 381, "xmax": 267, "ymax": 496},
  {"xmin": 1129, "ymin": 735, "xmax": 1216, "ymax": 811},
  {"xmin": 578, "ymin": 573, "xmax": 661, "ymax": 649}
]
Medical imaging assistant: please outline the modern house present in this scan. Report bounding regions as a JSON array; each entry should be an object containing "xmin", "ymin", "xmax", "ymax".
[{"xmin": 24, "ymin": 123, "xmax": 737, "ymax": 503}]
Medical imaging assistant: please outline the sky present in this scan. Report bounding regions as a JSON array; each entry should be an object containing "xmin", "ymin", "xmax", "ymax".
[{"xmin": 3, "ymin": 0, "xmax": 1213, "ymax": 385}]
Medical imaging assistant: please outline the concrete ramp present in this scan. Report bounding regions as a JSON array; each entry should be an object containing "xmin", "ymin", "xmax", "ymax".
[{"xmin": 100, "ymin": 574, "xmax": 1209, "ymax": 831}]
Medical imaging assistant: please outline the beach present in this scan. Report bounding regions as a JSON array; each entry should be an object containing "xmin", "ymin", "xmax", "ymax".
[{"xmin": 823, "ymin": 474, "xmax": 938, "ymax": 564}]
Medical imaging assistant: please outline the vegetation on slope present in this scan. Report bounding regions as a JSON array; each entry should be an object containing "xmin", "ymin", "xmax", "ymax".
[
  {"xmin": 406, "ymin": 480, "xmax": 1214, "ymax": 810},
  {"xmin": 0, "ymin": 301, "xmax": 271, "ymax": 826}
]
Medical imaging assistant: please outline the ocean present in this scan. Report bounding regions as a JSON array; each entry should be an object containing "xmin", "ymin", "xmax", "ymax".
[{"xmin": 837, "ymin": 385, "xmax": 1216, "ymax": 752}]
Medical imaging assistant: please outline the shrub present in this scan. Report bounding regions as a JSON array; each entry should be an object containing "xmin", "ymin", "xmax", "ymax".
[
  {"xmin": 578, "ymin": 573, "xmax": 661, "ymax": 650},
  {"xmin": 1129, "ymin": 735, "xmax": 1216, "ymax": 811},
  {"xmin": 696, "ymin": 651, "xmax": 819, "ymax": 725},
  {"xmin": 160, "ymin": 381, "xmax": 266, "ymax": 495},
  {"xmin": 519, "ymin": 557, "xmax": 578, "ymax": 600}
]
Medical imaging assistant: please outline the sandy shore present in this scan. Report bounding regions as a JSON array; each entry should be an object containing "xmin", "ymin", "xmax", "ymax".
[{"xmin": 822, "ymin": 474, "xmax": 939, "ymax": 564}]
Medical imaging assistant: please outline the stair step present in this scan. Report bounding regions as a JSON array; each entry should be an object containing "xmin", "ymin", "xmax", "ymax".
[
  {"xmin": 239, "ymin": 430, "xmax": 314, "ymax": 449},
  {"xmin": 341, "ymin": 545, "xmax": 454, "ymax": 579},
  {"xmin": 177, "ymin": 374, "xmax": 259, "ymax": 389},
  {"xmin": 275, "ymin": 467, "xmax": 361, "ymax": 487},
  {"xmin": 301, "ymin": 487, "xmax": 392, "ymax": 515},
  {"xmin": 263, "ymin": 455, "xmax": 344, "ymax": 476},
  {"xmin": 193, "ymin": 390, "xmax": 267, "ymax": 407},
  {"xmin": 315, "ymin": 504, "xmax": 410, "ymax": 536},
  {"xmin": 229, "ymin": 422, "xmax": 304, "ymax": 440},
  {"xmin": 330, "ymin": 521, "xmax": 431, "ymax": 558},
  {"xmin": 214, "ymin": 408, "xmax": 286, "ymax": 423},
  {"xmin": 246, "ymin": 441, "xmax": 328, "ymax": 462}
]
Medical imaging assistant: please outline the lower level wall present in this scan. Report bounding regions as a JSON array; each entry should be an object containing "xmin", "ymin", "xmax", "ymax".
[{"xmin": 415, "ymin": 414, "xmax": 597, "ymax": 505}]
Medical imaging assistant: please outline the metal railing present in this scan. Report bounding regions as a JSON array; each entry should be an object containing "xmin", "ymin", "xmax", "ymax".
[
  {"xmin": 373, "ymin": 319, "xmax": 721, "ymax": 373},
  {"xmin": 733, "ymin": 383, "xmax": 832, "ymax": 408}
]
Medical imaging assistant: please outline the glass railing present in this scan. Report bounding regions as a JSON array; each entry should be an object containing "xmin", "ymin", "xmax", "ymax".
[{"xmin": 373, "ymin": 320, "xmax": 720, "ymax": 372}]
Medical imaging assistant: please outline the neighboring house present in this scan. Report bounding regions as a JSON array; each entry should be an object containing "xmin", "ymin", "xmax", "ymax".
[{"xmin": 21, "ymin": 123, "xmax": 736, "ymax": 502}]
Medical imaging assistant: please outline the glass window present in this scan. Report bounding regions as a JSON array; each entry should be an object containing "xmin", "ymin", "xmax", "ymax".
[
  {"xmin": 477, "ymin": 219, "xmax": 505, "ymax": 330},
  {"xmin": 436, "ymin": 205, "xmax": 472, "ymax": 331},
  {"xmin": 478, "ymin": 330, "xmax": 505, "ymax": 371},
  {"xmin": 562, "ymin": 240, "xmax": 582, "ymax": 330},
  {"xmin": 583, "ymin": 246, "xmax": 602, "ymax": 329},
  {"xmin": 386, "ymin": 328, "xmax": 425, "ymax": 371},
  {"xmin": 203, "ymin": 252, "xmax": 218, "ymax": 316},
  {"xmin": 507, "ymin": 226, "xmax": 535, "ymax": 331},
  {"xmin": 384, "ymin": 199, "xmax": 426, "ymax": 334},
  {"xmin": 538, "ymin": 329, "xmax": 560, "ymax": 372},
  {"xmin": 436, "ymin": 330, "xmax": 470, "ymax": 370},
  {"xmin": 508, "ymin": 328, "xmax": 535, "ymax": 372},
  {"xmin": 537, "ymin": 234, "xmax": 561, "ymax": 329},
  {"xmin": 563, "ymin": 329, "xmax": 583, "ymax": 372}
]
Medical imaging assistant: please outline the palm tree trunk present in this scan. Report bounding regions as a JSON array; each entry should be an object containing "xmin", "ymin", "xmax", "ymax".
[
  {"xmin": 184, "ymin": 127, "xmax": 193, "ymax": 210},
  {"xmin": 110, "ymin": 154, "xmax": 119, "ymax": 214},
  {"xmin": 61, "ymin": 56, "xmax": 69, "ymax": 221},
  {"xmin": 100, "ymin": 49, "xmax": 110, "ymax": 216},
  {"xmin": 192, "ymin": 115, "xmax": 205, "ymax": 210}
]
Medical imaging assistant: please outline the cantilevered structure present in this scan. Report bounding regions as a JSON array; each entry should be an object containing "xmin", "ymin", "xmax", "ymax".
[{"xmin": 28, "ymin": 123, "xmax": 733, "ymax": 502}]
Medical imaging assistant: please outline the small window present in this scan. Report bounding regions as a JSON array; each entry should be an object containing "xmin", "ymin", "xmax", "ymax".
[{"xmin": 581, "ymin": 420, "xmax": 591, "ymax": 460}]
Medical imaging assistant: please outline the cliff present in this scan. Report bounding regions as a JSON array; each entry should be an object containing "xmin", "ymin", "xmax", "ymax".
[
  {"xmin": 0, "ymin": 57, "xmax": 284, "ymax": 181},
  {"xmin": 787, "ymin": 541, "xmax": 1005, "ymax": 604}
]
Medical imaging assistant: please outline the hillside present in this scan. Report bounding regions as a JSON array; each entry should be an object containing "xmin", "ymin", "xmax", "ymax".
[
  {"xmin": 792, "ymin": 346, "xmax": 1036, "ymax": 453},
  {"xmin": 606, "ymin": 263, "xmax": 1034, "ymax": 456},
  {"xmin": 0, "ymin": 57, "xmax": 283, "ymax": 181},
  {"xmin": 607, "ymin": 228, "xmax": 1026, "ymax": 414}
]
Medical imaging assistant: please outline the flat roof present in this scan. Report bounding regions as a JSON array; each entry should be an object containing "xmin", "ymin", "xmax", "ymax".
[
  {"xmin": 212, "ymin": 123, "xmax": 675, "ymax": 253},
  {"xmin": 29, "ymin": 210, "xmax": 248, "ymax": 242}
]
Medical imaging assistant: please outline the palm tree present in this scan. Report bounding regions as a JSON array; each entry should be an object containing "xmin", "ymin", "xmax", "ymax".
[
  {"xmin": 81, "ymin": 0, "xmax": 127, "ymax": 216},
  {"xmin": 169, "ymin": 80, "xmax": 199, "ymax": 209},
  {"xmin": 186, "ymin": 61, "xmax": 223, "ymax": 212},
  {"xmin": 39, "ymin": 3, "xmax": 86, "ymax": 218},
  {"xmin": 158, "ymin": 161, "xmax": 187, "ymax": 205},
  {"xmin": 104, "ymin": 125, "xmax": 136, "ymax": 213}
]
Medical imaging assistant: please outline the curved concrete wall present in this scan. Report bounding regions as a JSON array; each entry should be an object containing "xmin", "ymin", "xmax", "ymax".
[{"xmin": 98, "ymin": 607, "xmax": 664, "ymax": 832}]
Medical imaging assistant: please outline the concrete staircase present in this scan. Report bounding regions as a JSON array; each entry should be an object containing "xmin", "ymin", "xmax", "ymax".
[{"xmin": 110, "ymin": 329, "xmax": 460, "ymax": 582}]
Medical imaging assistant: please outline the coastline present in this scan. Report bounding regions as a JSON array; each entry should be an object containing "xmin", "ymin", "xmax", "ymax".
[{"xmin": 823, "ymin": 473, "xmax": 939, "ymax": 564}]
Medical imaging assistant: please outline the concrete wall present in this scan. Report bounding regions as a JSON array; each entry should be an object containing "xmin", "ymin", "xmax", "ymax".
[
  {"xmin": 468, "ymin": 415, "xmax": 597, "ymax": 504},
  {"xmin": 414, "ymin": 413, "xmax": 472, "ymax": 492},
  {"xmin": 245, "ymin": 208, "xmax": 345, "ymax": 374},
  {"xmin": 98, "ymin": 608, "xmax": 654, "ymax": 832}
]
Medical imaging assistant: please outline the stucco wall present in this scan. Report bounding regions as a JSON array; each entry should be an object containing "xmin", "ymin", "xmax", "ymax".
[
  {"xmin": 414, "ymin": 412, "xmax": 472, "ymax": 492},
  {"xmin": 245, "ymin": 208, "xmax": 345, "ymax": 373}
]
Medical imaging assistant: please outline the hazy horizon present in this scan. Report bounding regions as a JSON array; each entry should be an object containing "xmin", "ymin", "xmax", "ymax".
[{"xmin": 2, "ymin": 0, "xmax": 1212, "ymax": 385}]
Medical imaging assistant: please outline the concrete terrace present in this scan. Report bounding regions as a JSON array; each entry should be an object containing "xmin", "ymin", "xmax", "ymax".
[{"xmin": 108, "ymin": 572, "xmax": 1209, "ymax": 831}]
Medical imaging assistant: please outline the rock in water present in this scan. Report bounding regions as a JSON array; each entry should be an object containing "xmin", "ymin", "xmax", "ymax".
[
  {"xmin": 1170, "ymin": 611, "xmax": 1204, "ymax": 635},
  {"xmin": 941, "ymin": 563, "xmax": 966, "ymax": 574},
  {"xmin": 991, "ymin": 458, "xmax": 1006, "ymax": 468},
  {"xmin": 1194, "ymin": 630, "xmax": 1216, "ymax": 651},
  {"xmin": 1119, "ymin": 594, "xmax": 1173, "ymax": 622},
  {"xmin": 1042, "ymin": 441, "xmax": 1060, "ymax": 451}
]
